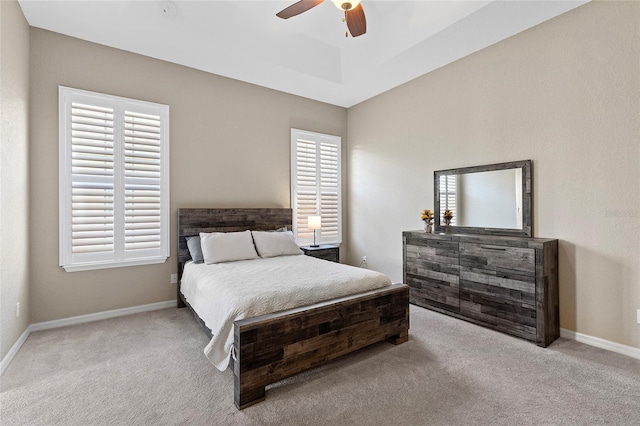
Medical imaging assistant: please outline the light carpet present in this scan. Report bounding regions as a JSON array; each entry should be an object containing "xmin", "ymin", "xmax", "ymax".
[{"xmin": 1, "ymin": 305, "xmax": 639, "ymax": 425}]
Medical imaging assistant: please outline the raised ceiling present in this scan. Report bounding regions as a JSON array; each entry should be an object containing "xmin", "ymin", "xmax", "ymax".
[{"xmin": 19, "ymin": 0, "xmax": 588, "ymax": 107}]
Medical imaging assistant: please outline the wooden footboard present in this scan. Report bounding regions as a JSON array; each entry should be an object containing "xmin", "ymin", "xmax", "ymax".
[{"xmin": 233, "ymin": 283, "xmax": 410, "ymax": 409}]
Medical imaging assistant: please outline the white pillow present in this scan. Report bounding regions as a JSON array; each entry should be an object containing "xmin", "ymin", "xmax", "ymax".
[
  {"xmin": 251, "ymin": 230, "xmax": 302, "ymax": 258},
  {"xmin": 199, "ymin": 230, "xmax": 259, "ymax": 264}
]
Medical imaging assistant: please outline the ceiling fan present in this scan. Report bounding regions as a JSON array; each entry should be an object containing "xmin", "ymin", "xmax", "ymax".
[{"xmin": 276, "ymin": 0, "xmax": 367, "ymax": 38}]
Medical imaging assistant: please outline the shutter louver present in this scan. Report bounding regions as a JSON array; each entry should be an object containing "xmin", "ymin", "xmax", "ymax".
[{"xmin": 70, "ymin": 103, "xmax": 115, "ymax": 254}]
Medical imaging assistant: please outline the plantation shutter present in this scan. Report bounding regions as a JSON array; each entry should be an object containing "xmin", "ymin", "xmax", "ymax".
[
  {"xmin": 70, "ymin": 102, "xmax": 115, "ymax": 256},
  {"xmin": 291, "ymin": 129, "xmax": 342, "ymax": 245},
  {"xmin": 439, "ymin": 174, "xmax": 457, "ymax": 225},
  {"xmin": 59, "ymin": 87, "xmax": 169, "ymax": 272},
  {"xmin": 319, "ymin": 141, "xmax": 339, "ymax": 239},
  {"xmin": 293, "ymin": 137, "xmax": 318, "ymax": 241},
  {"xmin": 124, "ymin": 110, "xmax": 162, "ymax": 252}
]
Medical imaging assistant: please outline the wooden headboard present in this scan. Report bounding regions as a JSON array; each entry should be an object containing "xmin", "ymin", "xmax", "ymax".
[{"xmin": 177, "ymin": 208, "xmax": 293, "ymax": 279}]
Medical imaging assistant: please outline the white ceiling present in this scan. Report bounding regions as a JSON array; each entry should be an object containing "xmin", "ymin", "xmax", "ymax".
[{"xmin": 19, "ymin": 0, "xmax": 588, "ymax": 107}]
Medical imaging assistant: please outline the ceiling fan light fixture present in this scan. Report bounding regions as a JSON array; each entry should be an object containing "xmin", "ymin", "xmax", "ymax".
[
  {"xmin": 277, "ymin": 0, "xmax": 366, "ymax": 37},
  {"xmin": 330, "ymin": 0, "xmax": 361, "ymax": 12}
]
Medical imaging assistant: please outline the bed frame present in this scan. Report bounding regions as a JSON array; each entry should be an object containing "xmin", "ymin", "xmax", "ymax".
[{"xmin": 177, "ymin": 208, "xmax": 409, "ymax": 409}]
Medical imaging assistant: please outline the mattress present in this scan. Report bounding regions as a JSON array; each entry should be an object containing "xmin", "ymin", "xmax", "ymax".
[{"xmin": 180, "ymin": 254, "xmax": 392, "ymax": 371}]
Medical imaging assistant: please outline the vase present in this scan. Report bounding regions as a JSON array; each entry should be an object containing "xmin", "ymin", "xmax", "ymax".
[
  {"xmin": 443, "ymin": 219, "xmax": 451, "ymax": 226},
  {"xmin": 423, "ymin": 222, "xmax": 432, "ymax": 233}
]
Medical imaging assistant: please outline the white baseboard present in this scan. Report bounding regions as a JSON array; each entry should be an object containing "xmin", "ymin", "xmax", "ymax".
[
  {"xmin": 0, "ymin": 326, "xmax": 32, "ymax": 376},
  {"xmin": 1, "ymin": 300, "xmax": 175, "ymax": 375},
  {"xmin": 560, "ymin": 328, "xmax": 640, "ymax": 360},
  {"xmin": 29, "ymin": 300, "xmax": 176, "ymax": 332}
]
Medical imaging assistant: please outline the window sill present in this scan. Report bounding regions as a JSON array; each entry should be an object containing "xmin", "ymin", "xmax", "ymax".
[{"xmin": 62, "ymin": 256, "xmax": 168, "ymax": 272}]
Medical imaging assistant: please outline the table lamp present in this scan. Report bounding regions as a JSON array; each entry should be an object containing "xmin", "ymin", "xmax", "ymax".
[{"xmin": 308, "ymin": 215, "xmax": 321, "ymax": 247}]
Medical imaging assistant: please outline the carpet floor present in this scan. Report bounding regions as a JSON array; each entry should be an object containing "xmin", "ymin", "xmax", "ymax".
[{"xmin": 1, "ymin": 305, "xmax": 639, "ymax": 425}]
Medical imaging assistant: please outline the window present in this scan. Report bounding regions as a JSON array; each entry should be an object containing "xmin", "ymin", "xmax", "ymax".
[
  {"xmin": 439, "ymin": 174, "xmax": 457, "ymax": 225},
  {"xmin": 59, "ymin": 87, "xmax": 169, "ymax": 272},
  {"xmin": 290, "ymin": 129, "xmax": 342, "ymax": 246}
]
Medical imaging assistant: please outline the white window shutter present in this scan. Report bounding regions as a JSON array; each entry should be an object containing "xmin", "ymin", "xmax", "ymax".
[
  {"xmin": 59, "ymin": 87, "xmax": 169, "ymax": 271},
  {"xmin": 439, "ymin": 174, "xmax": 457, "ymax": 225},
  {"xmin": 319, "ymin": 141, "xmax": 339, "ymax": 239},
  {"xmin": 124, "ymin": 110, "xmax": 162, "ymax": 254},
  {"xmin": 294, "ymin": 137, "xmax": 318, "ymax": 241},
  {"xmin": 70, "ymin": 102, "xmax": 115, "ymax": 257},
  {"xmin": 291, "ymin": 129, "xmax": 342, "ymax": 246}
]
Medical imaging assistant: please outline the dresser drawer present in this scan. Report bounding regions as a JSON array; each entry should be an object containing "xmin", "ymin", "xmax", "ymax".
[
  {"xmin": 459, "ymin": 280, "xmax": 537, "ymax": 340},
  {"xmin": 406, "ymin": 274, "xmax": 460, "ymax": 312},
  {"xmin": 459, "ymin": 242, "xmax": 535, "ymax": 294},
  {"xmin": 405, "ymin": 240, "xmax": 459, "ymax": 312},
  {"xmin": 405, "ymin": 234, "xmax": 459, "ymax": 258},
  {"xmin": 459, "ymin": 242, "xmax": 535, "ymax": 275},
  {"xmin": 405, "ymin": 240, "xmax": 458, "ymax": 268},
  {"xmin": 458, "ymin": 242, "xmax": 537, "ymax": 340}
]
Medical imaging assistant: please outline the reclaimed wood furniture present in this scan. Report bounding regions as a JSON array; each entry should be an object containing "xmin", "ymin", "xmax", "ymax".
[
  {"xmin": 178, "ymin": 208, "xmax": 409, "ymax": 409},
  {"xmin": 403, "ymin": 231, "xmax": 558, "ymax": 347},
  {"xmin": 300, "ymin": 244, "xmax": 340, "ymax": 263}
]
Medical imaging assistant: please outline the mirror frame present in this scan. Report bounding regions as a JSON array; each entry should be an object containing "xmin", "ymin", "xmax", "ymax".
[{"xmin": 434, "ymin": 159, "xmax": 532, "ymax": 237}]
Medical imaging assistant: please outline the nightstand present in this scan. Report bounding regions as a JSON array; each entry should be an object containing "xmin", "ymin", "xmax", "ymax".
[{"xmin": 300, "ymin": 244, "xmax": 340, "ymax": 263}]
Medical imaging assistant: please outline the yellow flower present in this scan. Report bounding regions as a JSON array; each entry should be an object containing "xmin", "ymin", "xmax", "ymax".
[{"xmin": 421, "ymin": 208, "xmax": 434, "ymax": 222}]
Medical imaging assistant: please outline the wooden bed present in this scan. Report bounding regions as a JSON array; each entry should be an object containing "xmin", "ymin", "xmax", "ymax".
[{"xmin": 177, "ymin": 208, "xmax": 410, "ymax": 409}]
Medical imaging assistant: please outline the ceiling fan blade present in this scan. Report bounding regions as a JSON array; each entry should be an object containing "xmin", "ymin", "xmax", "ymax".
[
  {"xmin": 346, "ymin": 3, "xmax": 366, "ymax": 37},
  {"xmin": 276, "ymin": 0, "xmax": 324, "ymax": 19}
]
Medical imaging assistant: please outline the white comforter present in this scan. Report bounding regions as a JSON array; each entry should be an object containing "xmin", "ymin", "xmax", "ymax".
[{"xmin": 180, "ymin": 254, "xmax": 392, "ymax": 371}]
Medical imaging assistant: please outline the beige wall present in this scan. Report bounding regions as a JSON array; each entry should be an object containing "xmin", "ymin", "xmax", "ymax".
[
  {"xmin": 1, "ymin": 0, "xmax": 31, "ymax": 359},
  {"xmin": 29, "ymin": 29, "xmax": 347, "ymax": 323},
  {"xmin": 347, "ymin": 1, "xmax": 640, "ymax": 349}
]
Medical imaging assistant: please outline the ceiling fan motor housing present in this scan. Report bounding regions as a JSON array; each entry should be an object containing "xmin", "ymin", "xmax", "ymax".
[{"xmin": 331, "ymin": 0, "xmax": 362, "ymax": 12}]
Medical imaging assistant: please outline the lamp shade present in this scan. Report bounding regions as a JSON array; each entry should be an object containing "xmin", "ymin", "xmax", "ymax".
[{"xmin": 307, "ymin": 215, "xmax": 322, "ymax": 230}]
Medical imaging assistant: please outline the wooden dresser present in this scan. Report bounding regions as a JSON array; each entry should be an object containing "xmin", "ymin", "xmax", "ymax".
[{"xmin": 403, "ymin": 231, "xmax": 559, "ymax": 347}]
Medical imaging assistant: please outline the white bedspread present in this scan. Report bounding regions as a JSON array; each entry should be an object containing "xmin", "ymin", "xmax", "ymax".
[{"xmin": 180, "ymin": 255, "xmax": 392, "ymax": 371}]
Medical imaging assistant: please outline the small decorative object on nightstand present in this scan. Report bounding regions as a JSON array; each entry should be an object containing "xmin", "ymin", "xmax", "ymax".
[{"xmin": 301, "ymin": 244, "xmax": 339, "ymax": 263}]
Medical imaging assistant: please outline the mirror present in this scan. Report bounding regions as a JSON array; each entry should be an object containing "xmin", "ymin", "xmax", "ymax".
[{"xmin": 434, "ymin": 160, "xmax": 532, "ymax": 237}]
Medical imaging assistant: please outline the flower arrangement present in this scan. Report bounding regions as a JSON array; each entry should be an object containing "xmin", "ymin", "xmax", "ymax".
[
  {"xmin": 421, "ymin": 209, "xmax": 434, "ymax": 233},
  {"xmin": 421, "ymin": 208, "xmax": 434, "ymax": 225},
  {"xmin": 443, "ymin": 209, "xmax": 454, "ymax": 226}
]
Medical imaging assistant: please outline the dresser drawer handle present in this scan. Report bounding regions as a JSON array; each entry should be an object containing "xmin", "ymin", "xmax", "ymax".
[{"xmin": 481, "ymin": 246, "xmax": 506, "ymax": 251}]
